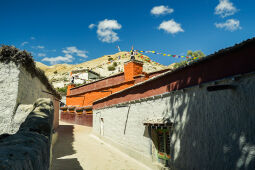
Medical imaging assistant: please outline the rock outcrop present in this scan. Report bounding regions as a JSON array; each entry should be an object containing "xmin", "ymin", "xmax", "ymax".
[{"xmin": 36, "ymin": 51, "xmax": 168, "ymax": 88}]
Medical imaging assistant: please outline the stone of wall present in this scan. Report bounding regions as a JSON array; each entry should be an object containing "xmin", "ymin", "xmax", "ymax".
[
  {"xmin": 52, "ymin": 99, "xmax": 59, "ymax": 130},
  {"xmin": 93, "ymin": 73, "xmax": 255, "ymax": 170},
  {"xmin": 17, "ymin": 65, "xmax": 51, "ymax": 104},
  {"xmin": 75, "ymin": 114, "xmax": 93, "ymax": 126},
  {"xmin": 61, "ymin": 112, "xmax": 93, "ymax": 127},
  {"xmin": 0, "ymin": 98, "xmax": 54, "ymax": 170},
  {"xmin": 0, "ymin": 62, "xmax": 59, "ymax": 135},
  {"xmin": 0, "ymin": 63, "xmax": 20, "ymax": 135}
]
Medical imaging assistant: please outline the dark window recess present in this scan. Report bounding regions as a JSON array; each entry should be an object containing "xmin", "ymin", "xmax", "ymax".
[
  {"xmin": 207, "ymin": 84, "xmax": 235, "ymax": 91},
  {"xmin": 157, "ymin": 129, "xmax": 172, "ymax": 160},
  {"xmin": 166, "ymin": 132, "xmax": 170, "ymax": 155},
  {"xmin": 158, "ymin": 131, "xmax": 165, "ymax": 153}
]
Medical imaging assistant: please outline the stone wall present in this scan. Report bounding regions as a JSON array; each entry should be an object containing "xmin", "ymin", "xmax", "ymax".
[
  {"xmin": 61, "ymin": 112, "xmax": 93, "ymax": 126},
  {"xmin": 93, "ymin": 73, "xmax": 255, "ymax": 170},
  {"xmin": 0, "ymin": 62, "xmax": 59, "ymax": 135},
  {"xmin": 0, "ymin": 98, "xmax": 54, "ymax": 170},
  {"xmin": 0, "ymin": 63, "xmax": 20, "ymax": 134}
]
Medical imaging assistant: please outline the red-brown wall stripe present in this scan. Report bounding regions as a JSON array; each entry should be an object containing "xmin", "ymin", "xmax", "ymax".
[{"xmin": 94, "ymin": 41, "xmax": 255, "ymax": 110}]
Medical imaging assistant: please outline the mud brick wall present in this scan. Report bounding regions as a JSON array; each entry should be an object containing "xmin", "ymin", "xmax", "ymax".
[
  {"xmin": 0, "ymin": 62, "xmax": 59, "ymax": 135},
  {"xmin": 0, "ymin": 98, "xmax": 54, "ymax": 170}
]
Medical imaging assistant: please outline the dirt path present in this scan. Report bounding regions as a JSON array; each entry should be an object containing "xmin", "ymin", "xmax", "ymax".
[{"xmin": 52, "ymin": 121, "xmax": 151, "ymax": 170}]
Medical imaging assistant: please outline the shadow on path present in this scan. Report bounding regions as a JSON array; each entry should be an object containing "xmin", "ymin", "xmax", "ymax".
[{"xmin": 51, "ymin": 125, "xmax": 83, "ymax": 170}]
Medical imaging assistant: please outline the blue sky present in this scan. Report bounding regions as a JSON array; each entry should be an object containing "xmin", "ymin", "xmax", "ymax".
[{"xmin": 0, "ymin": 0, "xmax": 254, "ymax": 66}]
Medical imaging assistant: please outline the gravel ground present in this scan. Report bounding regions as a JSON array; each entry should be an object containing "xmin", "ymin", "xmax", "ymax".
[{"xmin": 52, "ymin": 121, "xmax": 151, "ymax": 170}]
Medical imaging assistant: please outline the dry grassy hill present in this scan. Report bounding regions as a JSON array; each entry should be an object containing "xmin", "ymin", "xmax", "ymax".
[{"xmin": 36, "ymin": 51, "xmax": 173, "ymax": 88}]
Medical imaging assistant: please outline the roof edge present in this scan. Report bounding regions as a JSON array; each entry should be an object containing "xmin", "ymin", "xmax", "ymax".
[
  {"xmin": 93, "ymin": 37, "xmax": 255, "ymax": 105},
  {"xmin": 71, "ymin": 72, "xmax": 124, "ymax": 90}
]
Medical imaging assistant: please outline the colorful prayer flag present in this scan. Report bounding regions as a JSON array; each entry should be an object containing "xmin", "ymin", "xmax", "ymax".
[{"xmin": 135, "ymin": 49, "xmax": 199, "ymax": 60}]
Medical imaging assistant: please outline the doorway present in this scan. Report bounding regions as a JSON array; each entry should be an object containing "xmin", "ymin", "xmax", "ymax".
[{"xmin": 100, "ymin": 118, "xmax": 104, "ymax": 136}]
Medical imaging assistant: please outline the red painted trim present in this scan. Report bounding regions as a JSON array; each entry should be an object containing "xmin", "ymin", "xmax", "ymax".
[
  {"xmin": 67, "ymin": 80, "xmax": 135, "ymax": 97},
  {"xmin": 93, "ymin": 39, "xmax": 255, "ymax": 110}
]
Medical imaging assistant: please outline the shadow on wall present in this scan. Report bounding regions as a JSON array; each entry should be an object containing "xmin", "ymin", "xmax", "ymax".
[
  {"xmin": 165, "ymin": 78, "xmax": 255, "ymax": 170},
  {"xmin": 51, "ymin": 125, "xmax": 83, "ymax": 170},
  {"xmin": 0, "ymin": 98, "xmax": 54, "ymax": 170}
]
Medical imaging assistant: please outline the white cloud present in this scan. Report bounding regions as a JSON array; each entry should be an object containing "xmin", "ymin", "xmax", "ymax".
[
  {"xmin": 158, "ymin": 19, "xmax": 184, "ymax": 34},
  {"xmin": 38, "ymin": 53, "xmax": 46, "ymax": 57},
  {"xmin": 62, "ymin": 46, "xmax": 88, "ymax": 58},
  {"xmin": 215, "ymin": 0, "xmax": 238, "ymax": 18},
  {"xmin": 215, "ymin": 19, "xmax": 241, "ymax": 31},
  {"xmin": 30, "ymin": 37, "xmax": 35, "ymax": 40},
  {"xmin": 21, "ymin": 41, "xmax": 28, "ymax": 46},
  {"xmin": 151, "ymin": 5, "xmax": 174, "ymax": 16},
  {"xmin": 42, "ymin": 54, "xmax": 73, "ymax": 65},
  {"xmin": 89, "ymin": 24, "xmax": 96, "ymax": 29},
  {"xmin": 37, "ymin": 45, "xmax": 44, "ymax": 49},
  {"xmin": 96, "ymin": 19, "xmax": 122, "ymax": 43},
  {"xmin": 32, "ymin": 45, "xmax": 45, "ymax": 49},
  {"xmin": 42, "ymin": 46, "xmax": 88, "ymax": 65}
]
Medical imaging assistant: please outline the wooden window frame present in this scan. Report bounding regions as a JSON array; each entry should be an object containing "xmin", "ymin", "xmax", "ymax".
[{"xmin": 156, "ymin": 128, "xmax": 172, "ymax": 160}]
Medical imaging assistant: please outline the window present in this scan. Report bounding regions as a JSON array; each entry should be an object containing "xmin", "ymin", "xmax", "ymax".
[
  {"xmin": 156, "ymin": 128, "xmax": 172, "ymax": 160},
  {"xmin": 145, "ymin": 120, "xmax": 173, "ymax": 164}
]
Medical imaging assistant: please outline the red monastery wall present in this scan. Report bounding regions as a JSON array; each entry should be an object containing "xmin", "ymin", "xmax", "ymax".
[
  {"xmin": 63, "ymin": 57, "xmax": 170, "ymax": 126},
  {"xmin": 70, "ymin": 73, "xmax": 125, "ymax": 95},
  {"xmin": 93, "ymin": 39, "xmax": 255, "ymax": 110}
]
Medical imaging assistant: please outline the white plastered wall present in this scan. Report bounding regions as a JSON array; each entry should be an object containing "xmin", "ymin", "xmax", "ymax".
[
  {"xmin": 0, "ymin": 62, "xmax": 53, "ymax": 134},
  {"xmin": 93, "ymin": 73, "xmax": 255, "ymax": 170}
]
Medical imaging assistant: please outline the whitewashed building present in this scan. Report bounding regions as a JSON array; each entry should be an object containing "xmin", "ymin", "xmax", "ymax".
[
  {"xmin": 92, "ymin": 38, "xmax": 255, "ymax": 170},
  {"xmin": 71, "ymin": 69, "xmax": 100, "ymax": 85}
]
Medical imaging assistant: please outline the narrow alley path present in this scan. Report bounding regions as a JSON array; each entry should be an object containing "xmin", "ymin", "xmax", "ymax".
[{"xmin": 52, "ymin": 121, "xmax": 151, "ymax": 170}]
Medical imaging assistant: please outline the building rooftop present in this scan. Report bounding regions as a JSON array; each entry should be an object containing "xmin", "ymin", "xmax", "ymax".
[
  {"xmin": 93, "ymin": 37, "xmax": 255, "ymax": 106},
  {"xmin": 72, "ymin": 68, "xmax": 100, "ymax": 76}
]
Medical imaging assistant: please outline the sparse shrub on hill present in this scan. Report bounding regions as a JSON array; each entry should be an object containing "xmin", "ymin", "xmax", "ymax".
[
  {"xmin": 108, "ymin": 57, "xmax": 113, "ymax": 61},
  {"xmin": 54, "ymin": 71, "xmax": 58, "ymax": 74},
  {"xmin": 63, "ymin": 77, "xmax": 69, "ymax": 81},
  {"xmin": 173, "ymin": 50, "xmax": 205, "ymax": 69},
  {"xmin": 56, "ymin": 86, "xmax": 68, "ymax": 96},
  {"xmin": 173, "ymin": 60, "xmax": 189, "ymax": 69},
  {"xmin": 113, "ymin": 62, "xmax": 117, "ymax": 67},
  {"xmin": 108, "ymin": 65, "xmax": 115, "ymax": 71},
  {"xmin": 75, "ymin": 83, "xmax": 83, "ymax": 87},
  {"xmin": 187, "ymin": 50, "xmax": 205, "ymax": 58},
  {"xmin": 50, "ymin": 78, "xmax": 57, "ymax": 83}
]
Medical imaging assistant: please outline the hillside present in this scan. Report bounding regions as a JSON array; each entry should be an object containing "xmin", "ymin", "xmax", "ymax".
[{"xmin": 36, "ymin": 51, "xmax": 173, "ymax": 88}]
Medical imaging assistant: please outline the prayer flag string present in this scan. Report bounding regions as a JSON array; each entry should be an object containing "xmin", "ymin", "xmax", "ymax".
[{"xmin": 135, "ymin": 50, "xmax": 197, "ymax": 60}]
